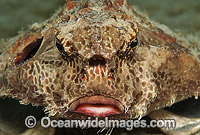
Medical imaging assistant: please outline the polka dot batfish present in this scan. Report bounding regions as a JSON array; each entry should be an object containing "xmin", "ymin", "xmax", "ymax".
[{"xmin": 0, "ymin": 0, "xmax": 199, "ymax": 120}]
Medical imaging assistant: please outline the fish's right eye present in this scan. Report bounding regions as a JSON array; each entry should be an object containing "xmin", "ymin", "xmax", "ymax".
[{"xmin": 56, "ymin": 39, "xmax": 67, "ymax": 58}]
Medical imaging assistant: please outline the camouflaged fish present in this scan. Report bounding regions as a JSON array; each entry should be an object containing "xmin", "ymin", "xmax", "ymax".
[{"xmin": 0, "ymin": 0, "xmax": 200, "ymax": 122}]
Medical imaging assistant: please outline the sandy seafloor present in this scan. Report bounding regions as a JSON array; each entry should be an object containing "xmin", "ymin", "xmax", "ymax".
[{"xmin": 0, "ymin": 0, "xmax": 200, "ymax": 135}]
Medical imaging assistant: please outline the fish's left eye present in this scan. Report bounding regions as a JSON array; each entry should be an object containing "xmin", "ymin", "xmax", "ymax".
[{"xmin": 130, "ymin": 37, "xmax": 138, "ymax": 50}]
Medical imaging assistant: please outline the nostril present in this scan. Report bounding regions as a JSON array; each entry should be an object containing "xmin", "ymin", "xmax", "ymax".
[{"xmin": 89, "ymin": 55, "xmax": 106, "ymax": 66}]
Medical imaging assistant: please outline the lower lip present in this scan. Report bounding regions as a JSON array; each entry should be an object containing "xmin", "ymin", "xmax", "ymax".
[{"xmin": 75, "ymin": 104, "xmax": 121, "ymax": 117}]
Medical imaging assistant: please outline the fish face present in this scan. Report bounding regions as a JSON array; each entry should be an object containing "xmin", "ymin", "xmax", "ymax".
[{"xmin": 0, "ymin": 0, "xmax": 199, "ymax": 120}]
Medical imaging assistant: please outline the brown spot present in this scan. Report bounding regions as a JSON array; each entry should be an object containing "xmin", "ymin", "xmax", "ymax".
[
  {"xmin": 69, "ymin": 61, "xmax": 72, "ymax": 67},
  {"xmin": 124, "ymin": 83, "xmax": 128, "ymax": 92},
  {"xmin": 75, "ymin": 77, "xmax": 79, "ymax": 83},
  {"xmin": 67, "ymin": 74, "xmax": 71, "ymax": 79},
  {"xmin": 149, "ymin": 85, "xmax": 153, "ymax": 91},
  {"xmin": 142, "ymin": 81, "xmax": 146, "ymax": 87},
  {"xmin": 139, "ymin": 67, "xmax": 143, "ymax": 72},
  {"xmin": 132, "ymin": 59, "xmax": 136, "ymax": 64},
  {"xmin": 53, "ymin": 92, "xmax": 62, "ymax": 106},
  {"xmin": 132, "ymin": 90, "xmax": 137, "ymax": 98},
  {"xmin": 116, "ymin": 77, "xmax": 120, "ymax": 83},
  {"xmin": 158, "ymin": 71, "xmax": 161, "ymax": 76},
  {"xmin": 146, "ymin": 72, "xmax": 150, "ymax": 78},
  {"xmin": 136, "ymin": 77, "xmax": 140, "ymax": 83},
  {"xmin": 161, "ymin": 71, "xmax": 165, "ymax": 79},
  {"xmin": 51, "ymin": 84, "xmax": 55, "ymax": 90},
  {"xmin": 45, "ymin": 61, "xmax": 49, "ymax": 64},
  {"xmin": 44, "ymin": 79, "xmax": 48, "ymax": 84},
  {"xmin": 144, "ymin": 87, "xmax": 148, "ymax": 92},
  {"xmin": 129, "ymin": 69, "xmax": 135, "ymax": 76},
  {"xmin": 136, "ymin": 91, "xmax": 143, "ymax": 101},
  {"xmin": 119, "ymin": 60, "xmax": 123, "ymax": 67},
  {"xmin": 27, "ymin": 76, "xmax": 33, "ymax": 84},
  {"xmin": 55, "ymin": 61, "xmax": 60, "ymax": 65},
  {"xmin": 41, "ymin": 65, "xmax": 45, "ymax": 70},
  {"xmin": 71, "ymin": 75, "xmax": 76, "ymax": 80},
  {"xmin": 155, "ymin": 80, "xmax": 160, "ymax": 89},
  {"xmin": 57, "ymin": 61, "xmax": 63, "ymax": 67},
  {"xmin": 49, "ymin": 78, "xmax": 52, "ymax": 83},
  {"xmin": 119, "ymin": 68, "xmax": 123, "ymax": 74},
  {"xmin": 46, "ymin": 86, "xmax": 51, "ymax": 94},
  {"xmin": 63, "ymin": 69, "xmax": 67, "ymax": 73},
  {"xmin": 104, "ymin": 0, "xmax": 112, "ymax": 8},
  {"xmin": 147, "ymin": 93, "xmax": 153, "ymax": 99},
  {"xmin": 45, "ymin": 72, "xmax": 49, "ymax": 77},
  {"xmin": 56, "ymin": 73, "xmax": 60, "ymax": 78},
  {"xmin": 66, "ymin": 83, "xmax": 71, "ymax": 95},
  {"xmin": 41, "ymin": 71, "xmax": 44, "ymax": 78},
  {"xmin": 61, "ymin": 82, "xmax": 65, "ymax": 89},
  {"xmin": 49, "ymin": 60, "xmax": 54, "ymax": 64},
  {"xmin": 126, "ymin": 75, "xmax": 130, "ymax": 80},
  {"xmin": 34, "ymin": 77, "xmax": 37, "ymax": 84},
  {"xmin": 77, "ymin": 66, "xmax": 80, "ymax": 72},
  {"xmin": 35, "ymin": 62, "xmax": 40, "ymax": 73},
  {"xmin": 65, "ymin": 1, "xmax": 77, "ymax": 10}
]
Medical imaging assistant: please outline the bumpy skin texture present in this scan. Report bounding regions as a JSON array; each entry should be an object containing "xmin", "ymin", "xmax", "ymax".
[{"xmin": 0, "ymin": 0, "xmax": 200, "ymax": 119}]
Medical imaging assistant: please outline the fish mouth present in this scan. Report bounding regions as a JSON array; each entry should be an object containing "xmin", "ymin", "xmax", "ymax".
[{"xmin": 69, "ymin": 95, "xmax": 124, "ymax": 117}]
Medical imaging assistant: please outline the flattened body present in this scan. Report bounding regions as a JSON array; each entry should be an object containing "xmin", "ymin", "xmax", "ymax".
[{"xmin": 0, "ymin": 0, "xmax": 200, "ymax": 120}]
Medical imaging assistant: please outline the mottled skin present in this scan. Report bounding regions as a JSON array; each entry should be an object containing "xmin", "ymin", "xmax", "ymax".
[{"xmin": 0, "ymin": 0, "xmax": 200, "ymax": 120}]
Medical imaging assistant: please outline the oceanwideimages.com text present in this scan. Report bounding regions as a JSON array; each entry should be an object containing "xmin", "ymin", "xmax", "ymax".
[{"xmin": 25, "ymin": 116, "xmax": 176, "ymax": 130}]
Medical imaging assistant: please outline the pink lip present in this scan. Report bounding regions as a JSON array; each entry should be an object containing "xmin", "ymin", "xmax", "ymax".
[{"xmin": 69, "ymin": 95, "xmax": 124, "ymax": 117}]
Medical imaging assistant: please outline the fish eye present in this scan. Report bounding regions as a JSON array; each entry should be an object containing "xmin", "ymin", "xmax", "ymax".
[
  {"xmin": 56, "ymin": 39, "xmax": 67, "ymax": 58},
  {"xmin": 56, "ymin": 41, "xmax": 64, "ymax": 52},
  {"xmin": 130, "ymin": 37, "xmax": 138, "ymax": 49},
  {"xmin": 129, "ymin": 33, "xmax": 140, "ymax": 53}
]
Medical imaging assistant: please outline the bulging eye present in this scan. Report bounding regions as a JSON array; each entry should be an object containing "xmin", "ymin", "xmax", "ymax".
[
  {"xmin": 56, "ymin": 40, "xmax": 64, "ymax": 52},
  {"xmin": 117, "ymin": 33, "xmax": 140, "ymax": 57},
  {"xmin": 56, "ymin": 39, "xmax": 68, "ymax": 58},
  {"xmin": 130, "ymin": 37, "xmax": 138, "ymax": 49},
  {"xmin": 127, "ymin": 33, "xmax": 140, "ymax": 54},
  {"xmin": 56, "ymin": 38, "xmax": 76, "ymax": 59}
]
